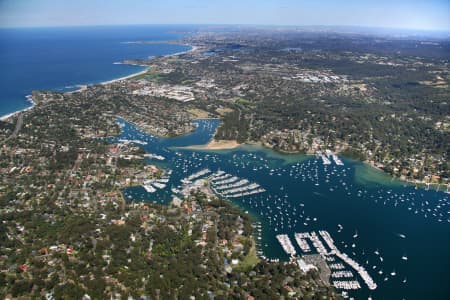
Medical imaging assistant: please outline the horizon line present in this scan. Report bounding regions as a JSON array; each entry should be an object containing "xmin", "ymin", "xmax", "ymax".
[{"xmin": 1, "ymin": 23, "xmax": 449, "ymax": 33}]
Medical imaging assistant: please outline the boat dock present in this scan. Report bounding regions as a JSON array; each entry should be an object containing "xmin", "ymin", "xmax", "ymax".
[
  {"xmin": 320, "ymin": 154, "xmax": 331, "ymax": 165},
  {"xmin": 319, "ymin": 230, "xmax": 377, "ymax": 290},
  {"xmin": 310, "ymin": 231, "xmax": 329, "ymax": 256},
  {"xmin": 118, "ymin": 138, "xmax": 148, "ymax": 146},
  {"xmin": 333, "ymin": 280, "xmax": 361, "ymax": 290},
  {"xmin": 276, "ymin": 234, "xmax": 297, "ymax": 256},
  {"xmin": 143, "ymin": 153, "xmax": 165, "ymax": 160},
  {"xmin": 331, "ymin": 271, "xmax": 353, "ymax": 278},
  {"xmin": 142, "ymin": 176, "xmax": 170, "ymax": 193},
  {"xmin": 318, "ymin": 150, "xmax": 344, "ymax": 166},
  {"xmin": 181, "ymin": 168, "xmax": 211, "ymax": 183},
  {"xmin": 294, "ymin": 232, "xmax": 312, "ymax": 252},
  {"xmin": 331, "ymin": 154, "xmax": 344, "ymax": 165},
  {"xmin": 209, "ymin": 171, "xmax": 266, "ymax": 199}
]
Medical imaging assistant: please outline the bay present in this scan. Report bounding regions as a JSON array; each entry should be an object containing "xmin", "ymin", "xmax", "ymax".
[{"xmin": 114, "ymin": 118, "xmax": 449, "ymax": 300}]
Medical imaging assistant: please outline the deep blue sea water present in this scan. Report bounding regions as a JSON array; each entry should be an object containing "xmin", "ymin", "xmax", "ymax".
[
  {"xmin": 113, "ymin": 119, "xmax": 449, "ymax": 300},
  {"xmin": 0, "ymin": 25, "xmax": 192, "ymax": 117}
]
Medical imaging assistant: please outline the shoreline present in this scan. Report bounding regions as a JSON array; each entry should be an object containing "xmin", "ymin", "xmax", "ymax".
[
  {"xmin": 65, "ymin": 64, "xmax": 150, "ymax": 94},
  {"xmin": 1, "ymin": 42, "xmax": 197, "ymax": 121},
  {"xmin": 183, "ymin": 139, "xmax": 242, "ymax": 150},
  {"xmin": 2, "ymin": 40, "xmax": 444, "ymax": 190},
  {"xmin": 0, "ymin": 95, "xmax": 36, "ymax": 121},
  {"xmin": 99, "ymin": 67, "xmax": 150, "ymax": 85},
  {"xmin": 67, "ymin": 43, "xmax": 198, "ymax": 93},
  {"xmin": 186, "ymin": 135, "xmax": 446, "ymax": 189}
]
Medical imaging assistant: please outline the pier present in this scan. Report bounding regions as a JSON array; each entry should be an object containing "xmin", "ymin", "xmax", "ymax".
[
  {"xmin": 332, "ymin": 271, "xmax": 353, "ymax": 278},
  {"xmin": 333, "ymin": 280, "xmax": 361, "ymax": 290},
  {"xmin": 143, "ymin": 153, "xmax": 165, "ymax": 160},
  {"xmin": 209, "ymin": 172, "xmax": 266, "ymax": 198},
  {"xmin": 181, "ymin": 168, "xmax": 211, "ymax": 183},
  {"xmin": 118, "ymin": 138, "xmax": 148, "ymax": 145},
  {"xmin": 276, "ymin": 234, "xmax": 296, "ymax": 256},
  {"xmin": 319, "ymin": 230, "xmax": 377, "ymax": 290},
  {"xmin": 294, "ymin": 232, "xmax": 328, "ymax": 255},
  {"xmin": 294, "ymin": 232, "xmax": 312, "ymax": 252}
]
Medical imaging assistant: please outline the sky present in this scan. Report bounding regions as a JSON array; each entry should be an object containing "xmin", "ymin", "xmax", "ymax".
[{"xmin": 0, "ymin": 0, "xmax": 449, "ymax": 31}]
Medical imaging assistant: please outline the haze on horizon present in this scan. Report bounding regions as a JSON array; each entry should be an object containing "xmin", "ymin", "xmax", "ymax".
[{"xmin": 0, "ymin": 0, "xmax": 449, "ymax": 32}]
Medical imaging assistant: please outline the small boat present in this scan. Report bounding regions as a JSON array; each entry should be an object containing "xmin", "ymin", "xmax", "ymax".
[{"xmin": 397, "ymin": 233, "xmax": 406, "ymax": 239}]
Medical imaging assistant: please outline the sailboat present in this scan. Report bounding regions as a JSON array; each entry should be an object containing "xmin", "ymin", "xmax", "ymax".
[{"xmin": 397, "ymin": 233, "xmax": 406, "ymax": 239}]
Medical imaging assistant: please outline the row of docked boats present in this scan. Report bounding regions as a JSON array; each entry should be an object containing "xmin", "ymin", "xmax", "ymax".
[
  {"xmin": 142, "ymin": 177, "xmax": 169, "ymax": 193},
  {"xmin": 210, "ymin": 170, "xmax": 266, "ymax": 198},
  {"xmin": 275, "ymin": 234, "xmax": 297, "ymax": 256},
  {"xmin": 143, "ymin": 153, "xmax": 165, "ymax": 160},
  {"xmin": 181, "ymin": 168, "xmax": 211, "ymax": 184},
  {"xmin": 317, "ymin": 150, "xmax": 345, "ymax": 166},
  {"xmin": 275, "ymin": 230, "xmax": 377, "ymax": 291}
]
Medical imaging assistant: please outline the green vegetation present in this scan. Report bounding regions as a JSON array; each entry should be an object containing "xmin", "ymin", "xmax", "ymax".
[
  {"xmin": 234, "ymin": 239, "xmax": 260, "ymax": 271},
  {"xmin": 0, "ymin": 81, "xmax": 339, "ymax": 299}
]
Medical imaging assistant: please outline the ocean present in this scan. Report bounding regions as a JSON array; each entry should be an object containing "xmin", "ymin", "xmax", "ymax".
[{"xmin": 0, "ymin": 25, "xmax": 192, "ymax": 118}]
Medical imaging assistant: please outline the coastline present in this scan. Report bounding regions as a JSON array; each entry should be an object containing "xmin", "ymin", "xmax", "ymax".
[
  {"xmin": 2, "ymin": 38, "xmax": 443, "ymax": 191},
  {"xmin": 181, "ymin": 134, "xmax": 437, "ymax": 189},
  {"xmin": 260, "ymin": 140, "xmax": 446, "ymax": 189},
  {"xmin": 67, "ymin": 44, "xmax": 197, "ymax": 94},
  {"xmin": 162, "ymin": 44, "xmax": 198, "ymax": 58},
  {"xmin": 198, "ymin": 136, "xmax": 444, "ymax": 189},
  {"xmin": 0, "ymin": 95, "xmax": 36, "ymax": 122},
  {"xmin": 99, "ymin": 67, "xmax": 150, "ymax": 85},
  {"xmin": 1, "ymin": 42, "xmax": 196, "ymax": 122}
]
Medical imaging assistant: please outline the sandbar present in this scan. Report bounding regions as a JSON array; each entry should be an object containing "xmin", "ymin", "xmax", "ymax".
[{"xmin": 185, "ymin": 139, "xmax": 241, "ymax": 150}]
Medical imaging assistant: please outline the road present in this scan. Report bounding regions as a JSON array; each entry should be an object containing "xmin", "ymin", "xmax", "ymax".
[{"xmin": 1, "ymin": 113, "xmax": 24, "ymax": 143}]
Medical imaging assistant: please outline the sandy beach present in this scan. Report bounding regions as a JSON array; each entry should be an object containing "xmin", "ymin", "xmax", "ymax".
[
  {"xmin": 185, "ymin": 139, "xmax": 241, "ymax": 150},
  {"xmin": 99, "ymin": 67, "xmax": 150, "ymax": 85},
  {"xmin": 0, "ymin": 95, "xmax": 35, "ymax": 121},
  {"xmin": 100, "ymin": 44, "xmax": 196, "ymax": 86},
  {"xmin": 164, "ymin": 45, "xmax": 199, "ymax": 57},
  {"xmin": 66, "ymin": 43, "xmax": 197, "ymax": 94}
]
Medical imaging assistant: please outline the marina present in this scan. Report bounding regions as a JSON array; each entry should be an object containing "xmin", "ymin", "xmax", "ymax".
[
  {"xmin": 142, "ymin": 174, "xmax": 171, "ymax": 193},
  {"xmin": 320, "ymin": 230, "xmax": 377, "ymax": 290},
  {"xmin": 144, "ymin": 153, "xmax": 165, "ymax": 160},
  {"xmin": 118, "ymin": 138, "xmax": 148, "ymax": 145},
  {"xmin": 181, "ymin": 168, "xmax": 211, "ymax": 183},
  {"xmin": 333, "ymin": 281, "xmax": 361, "ymax": 290},
  {"xmin": 287, "ymin": 230, "xmax": 377, "ymax": 291},
  {"xmin": 332, "ymin": 271, "xmax": 354, "ymax": 278},
  {"xmin": 210, "ymin": 172, "xmax": 266, "ymax": 198},
  {"xmin": 114, "ymin": 118, "xmax": 450, "ymax": 300}
]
